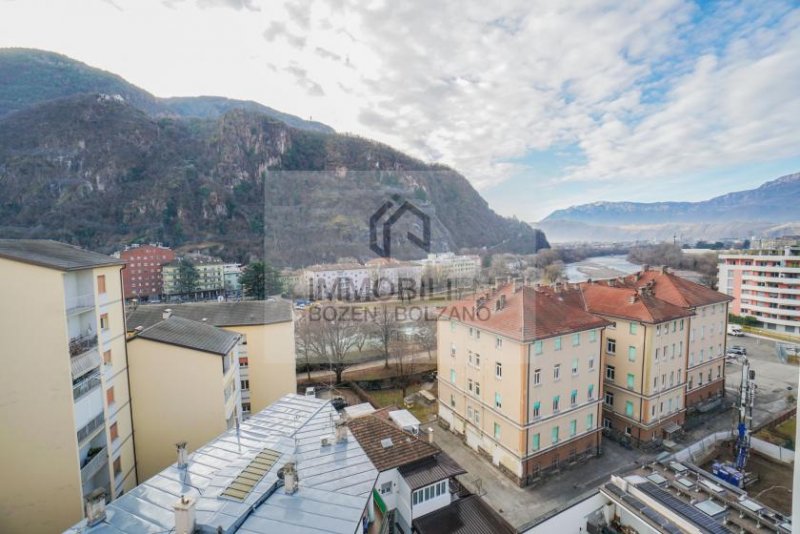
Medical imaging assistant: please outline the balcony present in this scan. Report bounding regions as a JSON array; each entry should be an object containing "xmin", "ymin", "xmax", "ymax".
[
  {"xmin": 73, "ymin": 371, "xmax": 102, "ymax": 401},
  {"xmin": 80, "ymin": 446, "xmax": 108, "ymax": 482},
  {"xmin": 77, "ymin": 413, "xmax": 105, "ymax": 445},
  {"xmin": 66, "ymin": 293, "xmax": 95, "ymax": 315},
  {"xmin": 69, "ymin": 333, "xmax": 98, "ymax": 358}
]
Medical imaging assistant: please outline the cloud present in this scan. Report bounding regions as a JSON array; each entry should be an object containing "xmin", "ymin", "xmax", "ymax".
[{"xmin": 195, "ymin": 0, "xmax": 260, "ymax": 10}]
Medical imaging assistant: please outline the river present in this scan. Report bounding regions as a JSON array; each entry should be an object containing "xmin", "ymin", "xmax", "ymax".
[{"xmin": 565, "ymin": 254, "xmax": 640, "ymax": 282}]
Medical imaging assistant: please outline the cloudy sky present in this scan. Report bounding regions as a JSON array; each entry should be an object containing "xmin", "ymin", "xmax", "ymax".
[{"xmin": 1, "ymin": 0, "xmax": 799, "ymax": 220}]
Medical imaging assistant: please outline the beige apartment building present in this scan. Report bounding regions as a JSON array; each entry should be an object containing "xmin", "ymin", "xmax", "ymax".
[
  {"xmin": 0, "ymin": 240, "xmax": 137, "ymax": 533},
  {"xmin": 126, "ymin": 300, "xmax": 295, "ymax": 414},
  {"xmin": 437, "ymin": 282, "xmax": 610, "ymax": 486},
  {"xmin": 127, "ymin": 315, "xmax": 242, "ymax": 480}
]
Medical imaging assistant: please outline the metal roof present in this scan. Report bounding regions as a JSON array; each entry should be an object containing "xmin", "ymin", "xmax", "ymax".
[
  {"xmin": 412, "ymin": 495, "xmax": 515, "ymax": 534},
  {"xmin": 126, "ymin": 300, "xmax": 293, "ymax": 330},
  {"xmin": 398, "ymin": 453, "xmax": 466, "ymax": 490},
  {"xmin": 132, "ymin": 316, "xmax": 241, "ymax": 355},
  {"xmin": 65, "ymin": 395, "xmax": 379, "ymax": 534},
  {"xmin": 0, "ymin": 239, "xmax": 124, "ymax": 271}
]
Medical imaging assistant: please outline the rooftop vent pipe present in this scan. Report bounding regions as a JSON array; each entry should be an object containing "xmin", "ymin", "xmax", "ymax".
[
  {"xmin": 173, "ymin": 495, "xmax": 196, "ymax": 534},
  {"xmin": 85, "ymin": 489, "xmax": 107, "ymax": 527},
  {"xmin": 176, "ymin": 441, "xmax": 188, "ymax": 469}
]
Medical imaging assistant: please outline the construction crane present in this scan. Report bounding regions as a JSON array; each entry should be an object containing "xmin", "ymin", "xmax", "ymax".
[{"xmin": 712, "ymin": 358, "xmax": 756, "ymax": 488}]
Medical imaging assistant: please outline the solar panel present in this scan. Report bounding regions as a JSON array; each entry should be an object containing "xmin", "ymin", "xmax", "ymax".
[
  {"xmin": 220, "ymin": 448, "xmax": 281, "ymax": 501},
  {"xmin": 636, "ymin": 482, "xmax": 732, "ymax": 534}
]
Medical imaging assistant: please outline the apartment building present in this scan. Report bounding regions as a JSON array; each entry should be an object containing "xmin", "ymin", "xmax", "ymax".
[
  {"xmin": 719, "ymin": 237, "xmax": 800, "ymax": 336},
  {"xmin": 126, "ymin": 300, "xmax": 295, "ymax": 414},
  {"xmin": 127, "ymin": 315, "xmax": 242, "ymax": 480},
  {"xmin": 577, "ymin": 281, "xmax": 694, "ymax": 445},
  {"xmin": 365, "ymin": 257, "xmax": 425, "ymax": 295},
  {"xmin": 419, "ymin": 252, "xmax": 481, "ymax": 285},
  {"xmin": 626, "ymin": 269, "xmax": 732, "ymax": 408},
  {"xmin": 437, "ymin": 282, "xmax": 610, "ymax": 486},
  {"xmin": 0, "ymin": 240, "xmax": 137, "ymax": 533},
  {"xmin": 304, "ymin": 262, "xmax": 372, "ymax": 299},
  {"xmin": 66, "ymin": 395, "xmax": 380, "ymax": 534},
  {"xmin": 162, "ymin": 253, "xmax": 225, "ymax": 298},
  {"xmin": 114, "ymin": 243, "xmax": 174, "ymax": 301}
]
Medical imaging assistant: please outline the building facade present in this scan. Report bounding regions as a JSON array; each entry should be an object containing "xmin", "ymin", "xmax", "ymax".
[
  {"xmin": 718, "ymin": 237, "xmax": 800, "ymax": 337},
  {"xmin": 437, "ymin": 282, "xmax": 610, "ymax": 486},
  {"xmin": 126, "ymin": 300, "xmax": 296, "ymax": 415},
  {"xmin": 126, "ymin": 315, "xmax": 242, "ymax": 480},
  {"xmin": 115, "ymin": 243, "xmax": 174, "ymax": 301},
  {"xmin": 162, "ymin": 253, "xmax": 225, "ymax": 298},
  {"xmin": 0, "ymin": 240, "xmax": 137, "ymax": 533},
  {"xmin": 419, "ymin": 252, "xmax": 481, "ymax": 287}
]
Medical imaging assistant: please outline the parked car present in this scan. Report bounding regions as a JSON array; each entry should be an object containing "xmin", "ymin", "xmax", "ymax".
[
  {"xmin": 727, "ymin": 324, "xmax": 744, "ymax": 336},
  {"xmin": 729, "ymin": 345, "xmax": 747, "ymax": 355}
]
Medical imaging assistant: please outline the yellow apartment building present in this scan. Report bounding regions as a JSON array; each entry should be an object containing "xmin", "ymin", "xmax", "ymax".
[
  {"xmin": 0, "ymin": 240, "xmax": 137, "ymax": 533},
  {"xmin": 125, "ymin": 300, "xmax": 295, "ymax": 415},
  {"xmin": 126, "ymin": 315, "xmax": 242, "ymax": 480},
  {"xmin": 437, "ymin": 282, "xmax": 610, "ymax": 486}
]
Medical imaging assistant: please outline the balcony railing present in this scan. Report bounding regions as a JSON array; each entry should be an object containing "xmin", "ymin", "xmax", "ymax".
[
  {"xmin": 80, "ymin": 446, "xmax": 108, "ymax": 481},
  {"xmin": 73, "ymin": 371, "xmax": 102, "ymax": 401},
  {"xmin": 66, "ymin": 293, "xmax": 95, "ymax": 314},
  {"xmin": 69, "ymin": 333, "xmax": 98, "ymax": 358},
  {"xmin": 77, "ymin": 413, "xmax": 105, "ymax": 445}
]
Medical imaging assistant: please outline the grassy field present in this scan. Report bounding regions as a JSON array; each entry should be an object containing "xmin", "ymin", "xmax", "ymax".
[
  {"xmin": 369, "ymin": 383, "xmax": 439, "ymax": 423},
  {"xmin": 756, "ymin": 415, "xmax": 795, "ymax": 450}
]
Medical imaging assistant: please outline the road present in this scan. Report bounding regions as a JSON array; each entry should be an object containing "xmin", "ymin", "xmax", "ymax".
[{"xmin": 297, "ymin": 349, "xmax": 435, "ymax": 383}]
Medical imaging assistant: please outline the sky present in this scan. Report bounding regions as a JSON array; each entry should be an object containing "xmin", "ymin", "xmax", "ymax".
[{"xmin": 0, "ymin": 0, "xmax": 798, "ymax": 220}]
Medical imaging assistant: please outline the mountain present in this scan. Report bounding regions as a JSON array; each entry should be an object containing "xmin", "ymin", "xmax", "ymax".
[
  {"xmin": 539, "ymin": 173, "xmax": 800, "ymax": 242},
  {"xmin": 0, "ymin": 48, "xmax": 333, "ymax": 133},
  {"xmin": 0, "ymin": 93, "xmax": 547, "ymax": 265}
]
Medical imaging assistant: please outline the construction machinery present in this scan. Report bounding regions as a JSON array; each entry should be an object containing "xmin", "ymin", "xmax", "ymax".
[{"xmin": 712, "ymin": 358, "xmax": 757, "ymax": 488}]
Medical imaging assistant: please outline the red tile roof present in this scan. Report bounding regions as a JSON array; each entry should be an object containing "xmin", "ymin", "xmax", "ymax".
[
  {"xmin": 620, "ymin": 269, "xmax": 733, "ymax": 308},
  {"xmin": 347, "ymin": 415, "xmax": 439, "ymax": 472},
  {"xmin": 577, "ymin": 283, "xmax": 694, "ymax": 324},
  {"xmin": 441, "ymin": 283, "xmax": 611, "ymax": 342}
]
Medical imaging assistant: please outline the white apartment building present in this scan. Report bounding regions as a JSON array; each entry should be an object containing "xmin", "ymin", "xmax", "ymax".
[
  {"xmin": 419, "ymin": 252, "xmax": 481, "ymax": 285},
  {"xmin": 719, "ymin": 237, "xmax": 800, "ymax": 336}
]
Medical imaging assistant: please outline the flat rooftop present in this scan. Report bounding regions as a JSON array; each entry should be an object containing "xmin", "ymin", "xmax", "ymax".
[
  {"xmin": 126, "ymin": 300, "xmax": 294, "ymax": 330},
  {"xmin": 0, "ymin": 239, "xmax": 124, "ymax": 271}
]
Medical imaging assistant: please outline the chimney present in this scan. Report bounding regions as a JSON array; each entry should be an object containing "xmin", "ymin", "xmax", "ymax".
[
  {"xmin": 173, "ymin": 495, "xmax": 196, "ymax": 534},
  {"xmin": 629, "ymin": 294, "xmax": 637, "ymax": 304},
  {"xmin": 498, "ymin": 294, "xmax": 506, "ymax": 309},
  {"xmin": 660, "ymin": 265, "xmax": 669, "ymax": 274},
  {"xmin": 422, "ymin": 427, "xmax": 434, "ymax": 444},
  {"xmin": 514, "ymin": 278, "xmax": 522, "ymax": 293},
  {"xmin": 162, "ymin": 308, "xmax": 173, "ymax": 320},
  {"xmin": 176, "ymin": 441, "xmax": 188, "ymax": 469},
  {"xmin": 642, "ymin": 264, "xmax": 650, "ymax": 272},
  {"xmin": 282, "ymin": 461, "xmax": 299, "ymax": 495},
  {"xmin": 335, "ymin": 416, "xmax": 348, "ymax": 443},
  {"xmin": 85, "ymin": 489, "xmax": 107, "ymax": 527}
]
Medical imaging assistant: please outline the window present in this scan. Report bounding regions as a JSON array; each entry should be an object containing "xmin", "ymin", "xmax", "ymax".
[
  {"xmin": 572, "ymin": 333, "xmax": 580, "ymax": 346},
  {"xmin": 450, "ymin": 394, "xmax": 455, "ymax": 407},
  {"xmin": 242, "ymin": 402, "xmax": 251, "ymax": 413},
  {"xmin": 532, "ymin": 433, "xmax": 540, "ymax": 451},
  {"xmin": 625, "ymin": 401, "xmax": 634, "ymax": 417},
  {"xmin": 586, "ymin": 413, "xmax": 594, "ymax": 430},
  {"xmin": 626, "ymin": 373, "xmax": 635, "ymax": 389},
  {"xmin": 551, "ymin": 426, "xmax": 559, "ymax": 444},
  {"xmin": 380, "ymin": 482, "xmax": 392, "ymax": 494},
  {"xmin": 533, "ymin": 368, "xmax": 541, "ymax": 386},
  {"xmin": 468, "ymin": 379, "xmax": 473, "ymax": 392},
  {"xmin": 569, "ymin": 419, "xmax": 577, "ymax": 437},
  {"xmin": 627, "ymin": 346, "xmax": 636, "ymax": 362},
  {"xmin": 571, "ymin": 358, "xmax": 578, "ymax": 375},
  {"xmin": 605, "ymin": 391, "xmax": 615, "ymax": 406},
  {"xmin": 100, "ymin": 313, "xmax": 110, "ymax": 331},
  {"xmin": 494, "ymin": 392, "xmax": 502, "ymax": 409},
  {"xmin": 97, "ymin": 275, "xmax": 106, "ymax": 294},
  {"xmin": 412, "ymin": 481, "xmax": 447, "ymax": 506},
  {"xmin": 673, "ymin": 321, "xmax": 677, "ymax": 332},
  {"xmin": 241, "ymin": 380, "xmax": 250, "ymax": 390},
  {"xmin": 588, "ymin": 356, "xmax": 595, "ymax": 370},
  {"xmin": 554, "ymin": 337, "xmax": 562, "ymax": 351},
  {"xmin": 496, "ymin": 337, "xmax": 503, "ymax": 348},
  {"xmin": 469, "ymin": 327, "xmax": 473, "ymax": 337},
  {"xmin": 450, "ymin": 369, "xmax": 456, "ymax": 383},
  {"xmin": 689, "ymin": 376, "xmax": 693, "ymax": 389},
  {"xmin": 553, "ymin": 364, "xmax": 560, "ymax": 380},
  {"xmin": 468, "ymin": 351, "xmax": 473, "ymax": 366},
  {"xmin": 655, "ymin": 347, "xmax": 660, "ymax": 360},
  {"xmin": 467, "ymin": 406, "xmax": 473, "ymax": 419},
  {"xmin": 606, "ymin": 365, "xmax": 615, "ymax": 381},
  {"xmin": 570, "ymin": 389, "xmax": 577, "ymax": 406},
  {"xmin": 494, "ymin": 423, "xmax": 501, "ymax": 439},
  {"xmin": 588, "ymin": 384, "xmax": 594, "ymax": 399},
  {"xmin": 450, "ymin": 343, "xmax": 456, "ymax": 357},
  {"xmin": 495, "ymin": 362, "xmax": 502, "ymax": 378},
  {"xmin": 476, "ymin": 330, "xmax": 481, "ymax": 339},
  {"xmin": 113, "ymin": 457, "xmax": 122, "ymax": 477},
  {"xmin": 680, "ymin": 319, "xmax": 685, "ymax": 331},
  {"xmin": 533, "ymin": 401, "xmax": 541, "ymax": 418},
  {"xmin": 475, "ymin": 353, "xmax": 480, "ymax": 367},
  {"xmin": 110, "ymin": 422, "xmax": 119, "ymax": 441},
  {"xmin": 606, "ymin": 338, "xmax": 616, "ymax": 354},
  {"xmin": 589, "ymin": 330, "xmax": 597, "ymax": 342},
  {"xmin": 475, "ymin": 382, "xmax": 480, "ymax": 396},
  {"xmin": 103, "ymin": 350, "xmax": 112, "ymax": 365},
  {"xmin": 552, "ymin": 395, "xmax": 560, "ymax": 412},
  {"xmin": 629, "ymin": 322, "xmax": 637, "ymax": 334},
  {"xmin": 669, "ymin": 371, "xmax": 674, "ymax": 387},
  {"xmin": 106, "ymin": 387, "xmax": 115, "ymax": 405},
  {"xmin": 239, "ymin": 357, "xmax": 249, "ymax": 368},
  {"xmin": 533, "ymin": 340, "xmax": 543, "ymax": 355}
]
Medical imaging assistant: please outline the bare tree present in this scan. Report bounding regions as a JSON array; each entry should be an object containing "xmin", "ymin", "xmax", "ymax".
[
  {"xmin": 391, "ymin": 333, "xmax": 415, "ymax": 398},
  {"xmin": 305, "ymin": 308, "xmax": 360, "ymax": 385},
  {"xmin": 372, "ymin": 303, "xmax": 400, "ymax": 369},
  {"xmin": 353, "ymin": 323, "xmax": 370, "ymax": 354},
  {"xmin": 295, "ymin": 315, "xmax": 314, "ymax": 382},
  {"xmin": 415, "ymin": 321, "xmax": 437, "ymax": 360}
]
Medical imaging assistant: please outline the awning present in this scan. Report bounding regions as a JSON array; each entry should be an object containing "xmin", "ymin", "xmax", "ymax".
[{"xmin": 663, "ymin": 422, "xmax": 682, "ymax": 435}]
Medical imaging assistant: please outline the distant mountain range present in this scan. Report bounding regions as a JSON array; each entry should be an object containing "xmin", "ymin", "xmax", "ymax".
[
  {"xmin": 537, "ymin": 173, "xmax": 800, "ymax": 242},
  {"xmin": 0, "ymin": 49, "xmax": 548, "ymax": 264}
]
